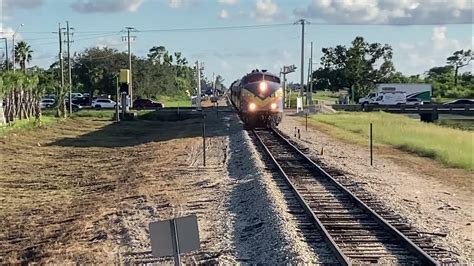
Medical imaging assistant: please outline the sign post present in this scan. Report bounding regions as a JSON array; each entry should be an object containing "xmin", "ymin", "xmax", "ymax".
[
  {"xmin": 115, "ymin": 75, "xmax": 120, "ymax": 122},
  {"xmin": 280, "ymin": 65, "xmax": 296, "ymax": 109},
  {"xmin": 150, "ymin": 215, "xmax": 200, "ymax": 266}
]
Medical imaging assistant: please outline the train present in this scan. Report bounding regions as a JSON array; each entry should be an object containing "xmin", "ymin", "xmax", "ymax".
[{"xmin": 230, "ymin": 69, "xmax": 283, "ymax": 128}]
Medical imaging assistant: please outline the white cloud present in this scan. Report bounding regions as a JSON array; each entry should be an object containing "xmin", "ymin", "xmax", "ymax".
[
  {"xmin": 2, "ymin": 0, "xmax": 44, "ymax": 9},
  {"xmin": 71, "ymin": 0, "xmax": 144, "ymax": 13},
  {"xmin": 217, "ymin": 0, "xmax": 239, "ymax": 5},
  {"xmin": 95, "ymin": 36, "xmax": 122, "ymax": 49},
  {"xmin": 395, "ymin": 26, "xmax": 469, "ymax": 75},
  {"xmin": 254, "ymin": 0, "xmax": 279, "ymax": 22},
  {"xmin": 219, "ymin": 9, "xmax": 229, "ymax": 19},
  {"xmin": 0, "ymin": 23, "xmax": 22, "ymax": 39},
  {"xmin": 431, "ymin": 26, "xmax": 447, "ymax": 50},
  {"xmin": 295, "ymin": 0, "xmax": 472, "ymax": 25},
  {"xmin": 168, "ymin": 0, "xmax": 195, "ymax": 9}
]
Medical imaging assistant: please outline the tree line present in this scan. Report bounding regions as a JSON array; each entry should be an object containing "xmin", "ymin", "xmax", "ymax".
[
  {"xmin": 44, "ymin": 45, "xmax": 198, "ymax": 101},
  {"xmin": 311, "ymin": 36, "xmax": 473, "ymax": 100},
  {"xmin": 0, "ymin": 42, "xmax": 202, "ymax": 124}
]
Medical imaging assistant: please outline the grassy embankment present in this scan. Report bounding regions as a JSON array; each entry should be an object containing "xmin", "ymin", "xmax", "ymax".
[
  {"xmin": 310, "ymin": 112, "xmax": 473, "ymax": 170},
  {"xmin": 158, "ymin": 95, "xmax": 192, "ymax": 107}
]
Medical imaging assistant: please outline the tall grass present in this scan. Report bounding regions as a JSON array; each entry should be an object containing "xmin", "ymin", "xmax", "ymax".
[
  {"xmin": 0, "ymin": 116, "xmax": 58, "ymax": 135},
  {"xmin": 311, "ymin": 112, "xmax": 473, "ymax": 170},
  {"xmin": 158, "ymin": 95, "xmax": 192, "ymax": 107}
]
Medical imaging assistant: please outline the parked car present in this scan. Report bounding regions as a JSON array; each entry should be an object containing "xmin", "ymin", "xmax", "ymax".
[
  {"xmin": 71, "ymin": 92, "xmax": 83, "ymax": 99},
  {"xmin": 43, "ymin": 95, "xmax": 56, "ymax": 100},
  {"xmin": 133, "ymin": 99, "xmax": 164, "ymax": 110},
  {"xmin": 406, "ymin": 98, "xmax": 423, "ymax": 105},
  {"xmin": 40, "ymin": 98, "xmax": 55, "ymax": 109},
  {"xmin": 444, "ymin": 99, "xmax": 474, "ymax": 105},
  {"xmin": 65, "ymin": 101, "xmax": 83, "ymax": 112},
  {"xmin": 92, "ymin": 99, "xmax": 118, "ymax": 109},
  {"xmin": 72, "ymin": 97, "xmax": 90, "ymax": 106}
]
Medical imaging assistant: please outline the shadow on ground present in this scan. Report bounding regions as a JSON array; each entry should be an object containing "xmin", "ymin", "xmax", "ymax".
[{"xmin": 50, "ymin": 107, "xmax": 232, "ymax": 148}]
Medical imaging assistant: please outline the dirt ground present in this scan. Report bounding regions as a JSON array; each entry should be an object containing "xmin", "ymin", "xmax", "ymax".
[
  {"xmin": 278, "ymin": 112, "xmax": 473, "ymax": 263},
  {"xmin": 0, "ymin": 102, "xmax": 322, "ymax": 264}
]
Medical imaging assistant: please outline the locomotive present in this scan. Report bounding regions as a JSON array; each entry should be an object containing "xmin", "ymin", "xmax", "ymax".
[{"xmin": 230, "ymin": 69, "xmax": 283, "ymax": 128}]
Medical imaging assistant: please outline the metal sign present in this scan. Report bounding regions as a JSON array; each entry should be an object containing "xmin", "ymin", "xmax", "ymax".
[
  {"xmin": 119, "ymin": 69, "xmax": 130, "ymax": 84},
  {"xmin": 282, "ymin": 64, "xmax": 296, "ymax": 74},
  {"xmin": 149, "ymin": 215, "xmax": 200, "ymax": 264}
]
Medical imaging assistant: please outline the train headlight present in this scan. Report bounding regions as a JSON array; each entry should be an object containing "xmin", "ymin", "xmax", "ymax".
[
  {"xmin": 259, "ymin": 82, "xmax": 267, "ymax": 93},
  {"xmin": 271, "ymin": 103, "xmax": 277, "ymax": 110},
  {"xmin": 249, "ymin": 103, "xmax": 257, "ymax": 111}
]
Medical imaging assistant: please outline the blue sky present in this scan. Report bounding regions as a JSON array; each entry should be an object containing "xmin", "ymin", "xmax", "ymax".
[{"xmin": 1, "ymin": 0, "xmax": 472, "ymax": 84}]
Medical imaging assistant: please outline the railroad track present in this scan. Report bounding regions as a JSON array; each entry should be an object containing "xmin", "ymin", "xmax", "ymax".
[{"xmin": 253, "ymin": 128, "xmax": 451, "ymax": 265}]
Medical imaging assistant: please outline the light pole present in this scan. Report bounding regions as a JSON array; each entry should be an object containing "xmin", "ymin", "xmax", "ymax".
[{"xmin": 12, "ymin": 23, "xmax": 24, "ymax": 73}]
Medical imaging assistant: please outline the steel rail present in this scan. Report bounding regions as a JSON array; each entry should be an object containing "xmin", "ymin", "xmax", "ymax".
[
  {"xmin": 252, "ymin": 129, "xmax": 350, "ymax": 265},
  {"xmin": 253, "ymin": 128, "xmax": 438, "ymax": 265}
]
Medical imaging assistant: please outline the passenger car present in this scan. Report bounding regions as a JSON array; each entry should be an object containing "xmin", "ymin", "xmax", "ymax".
[
  {"xmin": 40, "ymin": 98, "xmax": 55, "ymax": 109},
  {"xmin": 444, "ymin": 99, "xmax": 474, "ymax": 105},
  {"xmin": 92, "ymin": 99, "xmax": 118, "ymax": 109},
  {"xmin": 406, "ymin": 98, "xmax": 423, "ymax": 105},
  {"xmin": 133, "ymin": 99, "xmax": 164, "ymax": 110}
]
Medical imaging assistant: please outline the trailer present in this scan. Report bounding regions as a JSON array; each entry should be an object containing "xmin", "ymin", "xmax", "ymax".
[
  {"xmin": 359, "ymin": 83, "xmax": 432, "ymax": 105},
  {"xmin": 376, "ymin": 83, "xmax": 432, "ymax": 102}
]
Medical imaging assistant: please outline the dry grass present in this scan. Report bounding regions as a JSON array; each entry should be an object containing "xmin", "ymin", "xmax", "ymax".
[
  {"xmin": 311, "ymin": 112, "xmax": 473, "ymax": 170},
  {"xmin": 0, "ymin": 116, "xmax": 212, "ymax": 263}
]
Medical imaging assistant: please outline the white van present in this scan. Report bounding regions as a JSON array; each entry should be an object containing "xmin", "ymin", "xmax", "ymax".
[{"xmin": 371, "ymin": 91, "xmax": 406, "ymax": 105}]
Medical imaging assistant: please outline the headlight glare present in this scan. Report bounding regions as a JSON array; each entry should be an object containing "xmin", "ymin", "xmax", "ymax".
[{"xmin": 249, "ymin": 103, "xmax": 256, "ymax": 111}]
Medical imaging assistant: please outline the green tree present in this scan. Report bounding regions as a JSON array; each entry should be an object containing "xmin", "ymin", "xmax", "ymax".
[
  {"xmin": 447, "ymin": 49, "xmax": 472, "ymax": 86},
  {"xmin": 14, "ymin": 41, "xmax": 33, "ymax": 72},
  {"xmin": 147, "ymin": 46, "xmax": 166, "ymax": 65},
  {"xmin": 315, "ymin": 37, "xmax": 393, "ymax": 99}
]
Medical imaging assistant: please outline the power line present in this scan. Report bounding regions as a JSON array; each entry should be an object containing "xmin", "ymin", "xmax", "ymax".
[{"xmin": 139, "ymin": 23, "xmax": 294, "ymax": 33}]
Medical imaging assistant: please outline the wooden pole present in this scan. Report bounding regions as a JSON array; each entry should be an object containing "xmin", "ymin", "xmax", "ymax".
[
  {"xmin": 370, "ymin": 123, "xmax": 373, "ymax": 166},
  {"xmin": 203, "ymin": 116, "xmax": 206, "ymax": 167}
]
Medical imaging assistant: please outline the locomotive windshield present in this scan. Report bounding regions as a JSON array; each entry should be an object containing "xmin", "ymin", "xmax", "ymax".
[
  {"xmin": 264, "ymin": 75, "xmax": 280, "ymax": 83},
  {"xmin": 242, "ymin": 73, "xmax": 280, "ymax": 84}
]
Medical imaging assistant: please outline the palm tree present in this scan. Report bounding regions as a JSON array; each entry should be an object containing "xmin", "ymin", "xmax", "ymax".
[
  {"xmin": 163, "ymin": 52, "xmax": 173, "ymax": 66},
  {"xmin": 147, "ymin": 46, "xmax": 166, "ymax": 65},
  {"xmin": 15, "ymin": 41, "xmax": 33, "ymax": 72}
]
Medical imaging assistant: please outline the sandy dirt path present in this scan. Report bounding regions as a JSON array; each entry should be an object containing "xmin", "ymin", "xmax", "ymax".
[{"xmin": 278, "ymin": 112, "xmax": 473, "ymax": 263}]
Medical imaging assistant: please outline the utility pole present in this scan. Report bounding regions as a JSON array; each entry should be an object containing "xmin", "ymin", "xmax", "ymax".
[
  {"xmin": 309, "ymin": 41, "xmax": 314, "ymax": 106},
  {"xmin": 195, "ymin": 60, "xmax": 202, "ymax": 111},
  {"xmin": 295, "ymin": 19, "xmax": 309, "ymax": 100},
  {"xmin": 58, "ymin": 24, "xmax": 65, "ymax": 117},
  {"xmin": 62, "ymin": 21, "xmax": 74, "ymax": 113},
  {"xmin": 307, "ymin": 58, "xmax": 311, "ymax": 105},
  {"xmin": 122, "ymin": 27, "xmax": 137, "ymax": 108}
]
